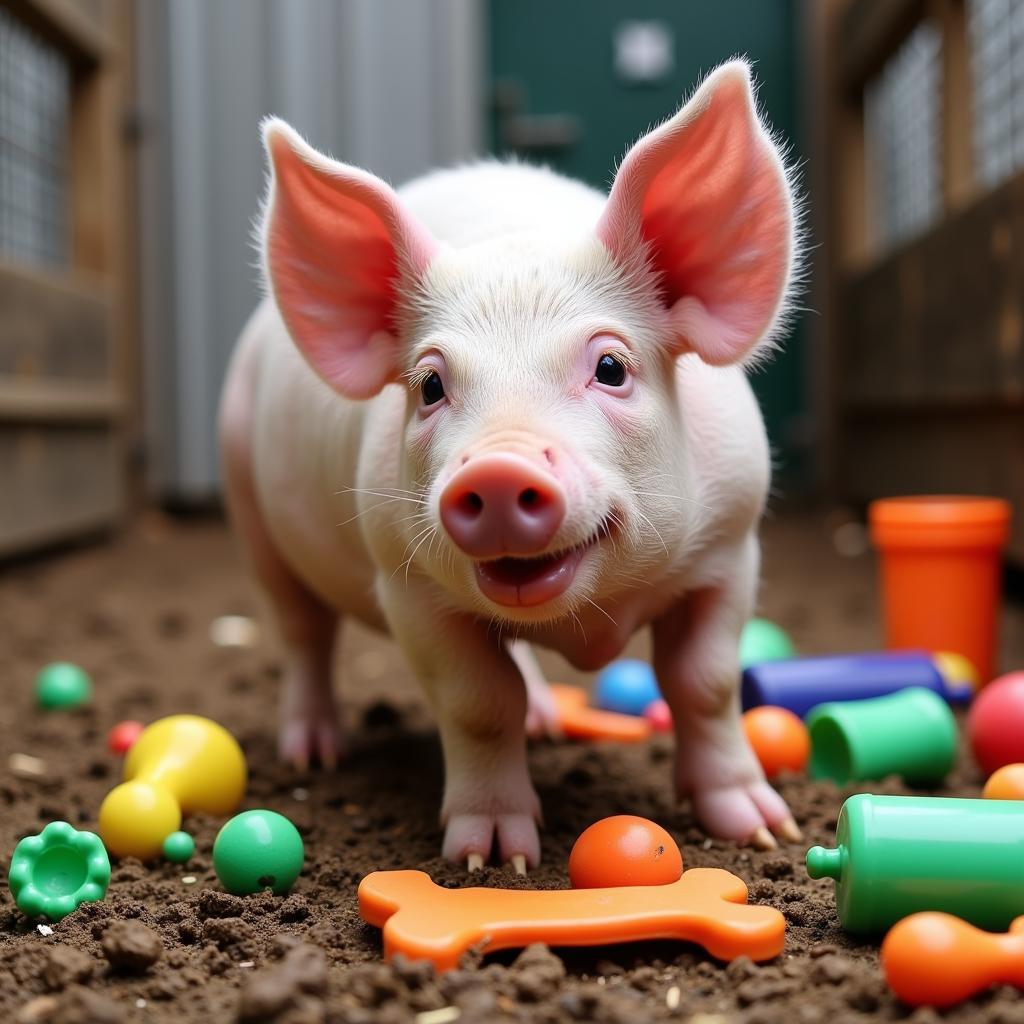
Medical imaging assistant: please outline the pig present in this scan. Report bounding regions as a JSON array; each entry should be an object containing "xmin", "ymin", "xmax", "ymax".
[{"xmin": 219, "ymin": 59, "xmax": 802, "ymax": 871}]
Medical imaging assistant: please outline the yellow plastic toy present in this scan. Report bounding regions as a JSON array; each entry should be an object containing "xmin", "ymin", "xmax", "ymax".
[{"xmin": 98, "ymin": 715, "xmax": 247, "ymax": 859}]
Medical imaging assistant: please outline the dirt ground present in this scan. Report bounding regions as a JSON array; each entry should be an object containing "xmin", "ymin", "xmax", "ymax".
[{"xmin": 1, "ymin": 507, "xmax": 1023, "ymax": 1024}]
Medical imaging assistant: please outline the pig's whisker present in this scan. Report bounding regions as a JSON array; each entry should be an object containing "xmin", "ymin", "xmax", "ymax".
[
  {"xmin": 402, "ymin": 527, "xmax": 436, "ymax": 585},
  {"xmin": 568, "ymin": 608, "xmax": 586, "ymax": 640},
  {"xmin": 335, "ymin": 486, "xmax": 426, "ymax": 505},
  {"xmin": 582, "ymin": 596, "xmax": 617, "ymax": 627},
  {"xmin": 632, "ymin": 508, "xmax": 669, "ymax": 555},
  {"xmin": 632, "ymin": 489, "xmax": 713, "ymax": 513},
  {"xmin": 391, "ymin": 525, "xmax": 434, "ymax": 581},
  {"xmin": 336, "ymin": 497, "xmax": 413, "ymax": 527},
  {"xmin": 391, "ymin": 511, "xmax": 433, "ymax": 531}
]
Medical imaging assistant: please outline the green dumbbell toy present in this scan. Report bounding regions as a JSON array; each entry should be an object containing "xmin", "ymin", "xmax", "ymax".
[{"xmin": 807, "ymin": 794, "xmax": 1024, "ymax": 933}]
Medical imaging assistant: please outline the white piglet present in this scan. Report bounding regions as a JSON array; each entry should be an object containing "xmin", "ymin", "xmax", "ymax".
[{"xmin": 220, "ymin": 59, "xmax": 802, "ymax": 871}]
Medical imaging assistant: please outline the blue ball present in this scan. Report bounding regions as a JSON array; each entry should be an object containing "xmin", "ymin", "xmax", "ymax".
[{"xmin": 594, "ymin": 660, "xmax": 660, "ymax": 717}]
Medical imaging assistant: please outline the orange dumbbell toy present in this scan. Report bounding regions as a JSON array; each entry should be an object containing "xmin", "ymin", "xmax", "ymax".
[
  {"xmin": 741, "ymin": 706, "xmax": 809, "ymax": 778},
  {"xmin": 98, "ymin": 715, "xmax": 247, "ymax": 859},
  {"xmin": 882, "ymin": 912, "xmax": 1024, "ymax": 1007},
  {"xmin": 359, "ymin": 816, "xmax": 784, "ymax": 971}
]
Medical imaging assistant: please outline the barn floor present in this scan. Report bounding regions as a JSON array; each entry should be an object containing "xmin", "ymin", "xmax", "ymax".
[{"xmin": 1, "ymin": 507, "xmax": 1023, "ymax": 1024}]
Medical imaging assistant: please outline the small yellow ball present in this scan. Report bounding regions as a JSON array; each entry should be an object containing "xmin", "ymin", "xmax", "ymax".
[{"xmin": 99, "ymin": 781, "xmax": 181, "ymax": 860}]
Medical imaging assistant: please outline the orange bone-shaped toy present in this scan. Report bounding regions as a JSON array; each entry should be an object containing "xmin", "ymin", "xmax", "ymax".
[
  {"xmin": 358, "ymin": 867, "xmax": 784, "ymax": 971},
  {"xmin": 882, "ymin": 912, "xmax": 1024, "ymax": 1007},
  {"xmin": 550, "ymin": 684, "xmax": 651, "ymax": 742}
]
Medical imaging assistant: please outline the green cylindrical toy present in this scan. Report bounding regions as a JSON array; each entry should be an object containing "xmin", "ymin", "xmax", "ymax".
[
  {"xmin": 807, "ymin": 794, "xmax": 1024, "ymax": 932},
  {"xmin": 806, "ymin": 687, "xmax": 957, "ymax": 785}
]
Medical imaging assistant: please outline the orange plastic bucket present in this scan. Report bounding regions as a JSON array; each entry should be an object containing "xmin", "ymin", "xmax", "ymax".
[{"xmin": 869, "ymin": 496, "xmax": 1011, "ymax": 685}]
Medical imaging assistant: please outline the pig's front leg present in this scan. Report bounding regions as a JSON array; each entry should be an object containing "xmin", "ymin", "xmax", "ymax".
[
  {"xmin": 378, "ymin": 577, "xmax": 541, "ymax": 871},
  {"xmin": 652, "ymin": 535, "xmax": 801, "ymax": 850}
]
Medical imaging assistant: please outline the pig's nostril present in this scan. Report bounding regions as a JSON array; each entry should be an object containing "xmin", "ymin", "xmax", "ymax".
[
  {"xmin": 457, "ymin": 491, "xmax": 484, "ymax": 518},
  {"xmin": 519, "ymin": 487, "xmax": 539, "ymax": 510}
]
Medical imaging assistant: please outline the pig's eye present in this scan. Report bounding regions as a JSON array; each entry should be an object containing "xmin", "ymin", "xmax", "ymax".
[
  {"xmin": 594, "ymin": 353, "xmax": 627, "ymax": 387},
  {"xmin": 421, "ymin": 371, "xmax": 446, "ymax": 406}
]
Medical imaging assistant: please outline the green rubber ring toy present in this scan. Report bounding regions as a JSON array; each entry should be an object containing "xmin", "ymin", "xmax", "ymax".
[{"xmin": 8, "ymin": 821, "xmax": 110, "ymax": 921}]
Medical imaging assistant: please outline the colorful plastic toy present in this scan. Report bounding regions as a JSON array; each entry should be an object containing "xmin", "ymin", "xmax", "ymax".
[
  {"xmin": 34, "ymin": 662, "xmax": 92, "ymax": 711},
  {"xmin": 8, "ymin": 821, "xmax": 110, "ymax": 921},
  {"xmin": 806, "ymin": 687, "xmax": 957, "ymax": 786},
  {"xmin": 807, "ymin": 794, "xmax": 1024, "ymax": 933},
  {"xmin": 741, "ymin": 650, "xmax": 975, "ymax": 719},
  {"xmin": 550, "ymin": 684, "xmax": 650, "ymax": 742},
  {"xmin": 643, "ymin": 698, "xmax": 672, "ymax": 732},
  {"xmin": 213, "ymin": 810, "xmax": 304, "ymax": 895},
  {"xmin": 739, "ymin": 618, "xmax": 794, "ymax": 667},
  {"xmin": 869, "ymin": 495, "xmax": 1011, "ymax": 685},
  {"xmin": 162, "ymin": 831, "xmax": 195, "ymax": 863},
  {"xmin": 594, "ymin": 660, "xmax": 660, "ymax": 716},
  {"xmin": 984, "ymin": 763, "xmax": 1024, "ymax": 800},
  {"xmin": 741, "ymin": 706, "xmax": 809, "ymax": 779},
  {"xmin": 98, "ymin": 715, "xmax": 247, "ymax": 860},
  {"xmin": 107, "ymin": 720, "xmax": 145, "ymax": 756},
  {"xmin": 882, "ymin": 911, "xmax": 1024, "ymax": 1008},
  {"xmin": 569, "ymin": 816, "xmax": 682, "ymax": 889},
  {"xmin": 359, "ymin": 866, "xmax": 784, "ymax": 972},
  {"xmin": 969, "ymin": 671, "xmax": 1024, "ymax": 776}
]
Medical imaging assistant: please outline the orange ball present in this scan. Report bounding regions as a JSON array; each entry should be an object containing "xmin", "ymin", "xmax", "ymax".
[
  {"xmin": 742, "ymin": 706, "xmax": 810, "ymax": 779},
  {"xmin": 983, "ymin": 763, "xmax": 1024, "ymax": 800},
  {"xmin": 568, "ymin": 815, "xmax": 683, "ymax": 889}
]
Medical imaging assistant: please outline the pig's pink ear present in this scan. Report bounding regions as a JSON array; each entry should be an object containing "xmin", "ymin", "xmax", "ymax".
[
  {"xmin": 260, "ymin": 118, "xmax": 438, "ymax": 399},
  {"xmin": 597, "ymin": 61, "xmax": 795, "ymax": 366}
]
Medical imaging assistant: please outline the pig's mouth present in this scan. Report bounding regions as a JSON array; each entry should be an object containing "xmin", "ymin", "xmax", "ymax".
[{"xmin": 474, "ymin": 520, "xmax": 610, "ymax": 608}]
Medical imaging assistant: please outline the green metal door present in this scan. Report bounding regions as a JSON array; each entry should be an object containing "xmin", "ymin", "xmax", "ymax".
[{"xmin": 488, "ymin": 0, "xmax": 808, "ymax": 486}]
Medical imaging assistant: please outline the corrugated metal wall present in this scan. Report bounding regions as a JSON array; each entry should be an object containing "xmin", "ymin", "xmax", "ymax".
[{"xmin": 137, "ymin": 0, "xmax": 484, "ymax": 500}]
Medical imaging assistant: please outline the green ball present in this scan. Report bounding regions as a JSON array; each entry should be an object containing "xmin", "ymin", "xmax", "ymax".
[
  {"xmin": 35, "ymin": 662, "xmax": 92, "ymax": 710},
  {"xmin": 213, "ymin": 810, "xmax": 304, "ymax": 896},
  {"xmin": 162, "ymin": 831, "xmax": 195, "ymax": 863},
  {"xmin": 740, "ymin": 618, "xmax": 795, "ymax": 668}
]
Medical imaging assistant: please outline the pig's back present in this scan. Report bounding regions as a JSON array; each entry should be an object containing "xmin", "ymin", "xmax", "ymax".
[{"xmin": 397, "ymin": 162, "xmax": 604, "ymax": 246}]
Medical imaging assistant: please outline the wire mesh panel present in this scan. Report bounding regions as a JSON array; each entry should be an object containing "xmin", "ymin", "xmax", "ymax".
[
  {"xmin": 0, "ymin": 8, "xmax": 70, "ymax": 268},
  {"xmin": 864, "ymin": 20, "xmax": 943, "ymax": 253},
  {"xmin": 968, "ymin": 0, "xmax": 1024, "ymax": 189}
]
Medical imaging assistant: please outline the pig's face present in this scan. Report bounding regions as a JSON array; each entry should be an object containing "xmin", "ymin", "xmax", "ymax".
[
  {"xmin": 259, "ymin": 60, "xmax": 796, "ymax": 623},
  {"xmin": 396, "ymin": 235, "xmax": 689, "ymax": 623}
]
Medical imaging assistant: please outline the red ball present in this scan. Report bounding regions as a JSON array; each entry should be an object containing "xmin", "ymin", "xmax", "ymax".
[
  {"xmin": 107, "ymin": 720, "xmax": 145, "ymax": 756},
  {"xmin": 568, "ymin": 815, "xmax": 683, "ymax": 889},
  {"xmin": 643, "ymin": 699, "xmax": 673, "ymax": 732},
  {"xmin": 969, "ymin": 672, "xmax": 1024, "ymax": 776},
  {"xmin": 742, "ymin": 706, "xmax": 810, "ymax": 779}
]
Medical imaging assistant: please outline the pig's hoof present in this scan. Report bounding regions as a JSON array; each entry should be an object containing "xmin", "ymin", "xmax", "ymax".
[
  {"xmin": 278, "ymin": 717, "xmax": 347, "ymax": 772},
  {"xmin": 688, "ymin": 778, "xmax": 797, "ymax": 848},
  {"xmin": 442, "ymin": 811, "xmax": 541, "ymax": 871}
]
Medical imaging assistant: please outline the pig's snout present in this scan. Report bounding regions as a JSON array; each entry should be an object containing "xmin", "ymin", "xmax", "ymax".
[{"xmin": 440, "ymin": 453, "xmax": 565, "ymax": 558}]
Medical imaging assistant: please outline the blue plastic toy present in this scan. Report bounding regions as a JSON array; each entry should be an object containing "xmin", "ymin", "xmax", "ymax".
[
  {"xmin": 741, "ymin": 650, "xmax": 975, "ymax": 720},
  {"xmin": 594, "ymin": 660, "xmax": 660, "ymax": 717}
]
